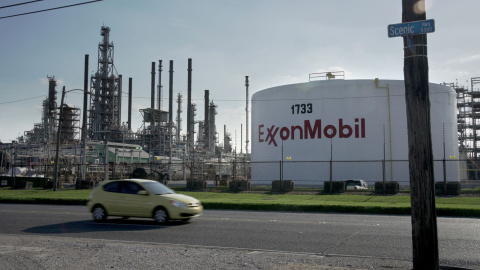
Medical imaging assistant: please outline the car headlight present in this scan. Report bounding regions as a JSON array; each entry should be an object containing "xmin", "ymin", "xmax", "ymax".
[{"xmin": 170, "ymin": 200, "xmax": 187, "ymax": 207}]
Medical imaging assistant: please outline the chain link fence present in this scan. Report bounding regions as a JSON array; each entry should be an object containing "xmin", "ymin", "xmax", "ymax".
[{"xmin": 1, "ymin": 157, "xmax": 476, "ymax": 190}]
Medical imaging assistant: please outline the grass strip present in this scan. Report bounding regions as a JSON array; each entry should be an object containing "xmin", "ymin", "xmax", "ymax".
[{"xmin": 0, "ymin": 189, "xmax": 479, "ymax": 217}]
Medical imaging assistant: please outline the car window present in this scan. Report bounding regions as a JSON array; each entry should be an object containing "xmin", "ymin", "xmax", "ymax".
[
  {"xmin": 103, "ymin": 182, "xmax": 120, "ymax": 193},
  {"xmin": 143, "ymin": 181, "xmax": 175, "ymax": 195},
  {"xmin": 346, "ymin": 181, "xmax": 360, "ymax": 186},
  {"xmin": 120, "ymin": 181, "xmax": 144, "ymax": 195}
]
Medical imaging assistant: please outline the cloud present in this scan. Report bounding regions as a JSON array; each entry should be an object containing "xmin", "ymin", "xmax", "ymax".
[
  {"xmin": 446, "ymin": 54, "xmax": 480, "ymax": 65},
  {"xmin": 351, "ymin": 41, "xmax": 365, "ymax": 55},
  {"xmin": 272, "ymin": 74, "xmax": 304, "ymax": 86},
  {"xmin": 430, "ymin": 67, "xmax": 473, "ymax": 87},
  {"xmin": 34, "ymin": 105, "xmax": 43, "ymax": 114},
  {"xmin": 40, "ymin": 78, "xmax": 49, "ymax": 85}
]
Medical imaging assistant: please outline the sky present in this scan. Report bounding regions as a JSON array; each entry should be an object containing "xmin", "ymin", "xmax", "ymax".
[{"xmin": 1, "ymin": 0, "xmax": 479, "ymax": 150}]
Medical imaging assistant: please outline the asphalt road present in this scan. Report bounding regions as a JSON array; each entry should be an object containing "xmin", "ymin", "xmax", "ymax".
[{"xmin": 0, "ymin": 204, "xmax": 479, "ymax": 269}]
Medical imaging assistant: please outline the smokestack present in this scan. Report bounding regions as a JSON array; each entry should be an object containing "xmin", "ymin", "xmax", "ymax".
[
  {"xmin": 151, "ymin": 62, "xmax": 155, "ymax": 109},
  {"xmin": 204, "ymin": 89, "xmax": 209, "ymax": 149},
  {"xmin": 158, "ymin": 60, "xmax": 162, "ymax": 111},
  {"xmin": 128, "ymin": 77, "xmax": 132, "ymax": 131},
  {"xmin": 176, "ymin": 93, "xmax": 182, "ymax": 142},
  {"xmin": 209, "ymin": 102, "xmax": 216, "ymax": 154},
  {"xmin": 245, "ymin": 76, "xmax": 250, "ymax": 154},
  {"xmin": 48, "ymin": 77, "xmax": 57, "ymax": 117},
  {"xmin": 118, "ymin": 74, "xmax": 122, "ymax": 127},
  {"xmin": 241, "ymin": 124, "xmax": 243, "ymax": 154},
  {"xmin": 187, "ymin": 58, "xmax": 192, "ymax": 149},
  {"xmin": 82, "ymin": 54, "xmax": 89, "ymax": 142},
  {"xmin": 169, "ymin": 60, "xmax": 173, "ymax": 123},
  {"xmin": 81, "ymin": 54, "xmax": 89, "ymax": 182}
]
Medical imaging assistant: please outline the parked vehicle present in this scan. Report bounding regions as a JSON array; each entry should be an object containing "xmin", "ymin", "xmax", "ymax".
[
  {"xmin": 345, "ymin": 179, "xmax": 368, "ymax": 190},
  {"xmin": 87, "ymin": 179, "xmax": 203, "ymax": 223}
]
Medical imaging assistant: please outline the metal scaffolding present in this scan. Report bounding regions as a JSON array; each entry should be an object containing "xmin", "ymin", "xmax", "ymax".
[
  {"xmin": 24, "ymin": 77, "xmax": 57, "ymax": 144},
  {"xmin": 208, "ymin": 101, "xmax": 217, "ymax": 154},
  {"xmin": 59, "ymin": 104, "xmax": 80, "ymax": 144},
  {"xmin": 138, "ymin": 108, "xmax": 171, "ymax": 156},
  {"xmin": 452, "ymin": 78, "xmax": 480, "ymax": 180},
  {"xmin": 453, "ymin": 78, "xmax": 480, "ymax": 159},
  {"xmin": 88, "ymin": 26, "xmax": 122, "ymax": 142},
  {"xmin": 176, "ymin": 93, "xmax": 183, "ymax": 143},
  {"xmin": 47, "ymin": 77, "xmax": 57, "ymax": 143}
]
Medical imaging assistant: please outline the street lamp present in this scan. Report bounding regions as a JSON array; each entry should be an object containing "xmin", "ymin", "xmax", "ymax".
[{"xmin": 53, "ymin": 87, "xmax": 90, "ymax": 191}]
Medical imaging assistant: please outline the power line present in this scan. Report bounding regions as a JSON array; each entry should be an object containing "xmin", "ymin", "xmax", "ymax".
[
  {"xmin": 0, "ymin": 0, "xmax": 103, "ymax": 20},
  {"xmin": 0, "ymin": 95, "xmax": 46, "ymax": 105},
  {"xmin": 2, "ymin": 89, "xmax": 452, "ymax": 105},
  {"xmin": 0, "ymin": 0, "xmax": 44, "ymax": 9}
]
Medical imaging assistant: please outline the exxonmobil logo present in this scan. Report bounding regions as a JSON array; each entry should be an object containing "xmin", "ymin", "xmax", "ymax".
[{"xmin": 258, "ymin": 118, "xmax": 366, "ymax": 147}]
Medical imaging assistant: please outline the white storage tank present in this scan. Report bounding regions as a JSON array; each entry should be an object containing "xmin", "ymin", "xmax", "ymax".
[{"xmin": 251, "ymin": 79, "xmax": 459, "ymax": 186}]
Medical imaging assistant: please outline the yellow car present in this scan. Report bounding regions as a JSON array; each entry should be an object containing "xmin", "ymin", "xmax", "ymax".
[{"xmin": 87, "ymin": 179, "xmax": 203, "ymax": 223}]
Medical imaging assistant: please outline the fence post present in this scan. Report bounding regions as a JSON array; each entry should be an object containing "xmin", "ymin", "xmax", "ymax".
[
  {"xmin": 383, "ymin": 125, "xmax": 386, "ymax": 195},
  {"xmin": 329, "ymin": 138, "xmax": 333, "ymax": 193},
  {"xmin": 382, "ymin": 159, "xmax": 386, "ymax": 195},
  {"xmin": 443, "ymin": 123, "xmax": 447, "ymax": 196},
  {"xmin": 278, "ymin": 160, "xmax": 282, "ymax": 192}
]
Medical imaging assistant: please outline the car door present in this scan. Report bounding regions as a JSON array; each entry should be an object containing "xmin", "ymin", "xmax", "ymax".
[
  {"xmin": 117, "ymin": 181, "xmax": 152, "ymax": 217},
  {"xmin": 101, "ymin": 181, "xmax": 124, "ymax": 215}
]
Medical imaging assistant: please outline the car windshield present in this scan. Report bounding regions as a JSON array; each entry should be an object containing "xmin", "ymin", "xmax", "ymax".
[
  {"xmin": 346, "ymin": 181, "xmax": 361, "ymax": 186},
  {"xmin": 142, "ymin": 181, "xmax": 176, "ymax": 195}
]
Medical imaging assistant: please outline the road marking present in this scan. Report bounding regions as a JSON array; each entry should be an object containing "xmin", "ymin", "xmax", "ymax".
[{"xmin": 200, "ymin": 216, "xmax": 382, "ymax": 227}]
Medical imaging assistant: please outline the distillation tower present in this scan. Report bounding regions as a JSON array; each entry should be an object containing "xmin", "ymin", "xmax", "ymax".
[
  {"xmin": 23, "ymin": 76, "xmax": 58, "ymax": 144},
  {"xmin": 88, "ymin": 26, "xmax": 123, "ymax": 142}
]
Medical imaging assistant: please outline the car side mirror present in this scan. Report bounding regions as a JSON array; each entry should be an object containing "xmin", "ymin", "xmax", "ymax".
[{"xmin": 137, "ymin": 190, "xmax": 148, "ymax": 195}]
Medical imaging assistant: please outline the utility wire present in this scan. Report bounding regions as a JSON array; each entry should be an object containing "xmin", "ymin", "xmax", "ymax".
[
  {"xmin": 0, "ymin": 0, "xmax": 103, "ymax": 20},
  {"xmin": 0, "ymin": 0, "xmax": 44, "ymax": 9},
  {"xmin": 0, "ymin": 95, "xmax": 46, "ymax": 105},
  {"xmin": 2, "ymin": 90, "xmax": 451, "ymax": 105}
]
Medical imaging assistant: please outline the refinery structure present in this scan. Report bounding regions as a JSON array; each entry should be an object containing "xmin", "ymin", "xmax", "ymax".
[
  {"xmin": 451, "ymin": 79, "xmax": 480, "ymax": 180},
  {"xmin": 2, "ymin": 26, "xmax": 480, "ymax": 187},
  {"xmin": 0, "ymin": 26, "xmax": 247, "ymax": 185}
]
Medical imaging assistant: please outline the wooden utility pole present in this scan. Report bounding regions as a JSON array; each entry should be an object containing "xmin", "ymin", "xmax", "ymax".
[{"xmin": 402, "ymin": 0, "xmax": 439, "ymax": 269}]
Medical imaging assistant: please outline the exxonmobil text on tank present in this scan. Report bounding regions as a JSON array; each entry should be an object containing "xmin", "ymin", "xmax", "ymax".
[
  {"xmin": 258, "ymin": 118, "xmax": 366, "ymax": 147},
  {"xmin": 251, "ymin": 79, "xmax": 459, "ymax": 185}
]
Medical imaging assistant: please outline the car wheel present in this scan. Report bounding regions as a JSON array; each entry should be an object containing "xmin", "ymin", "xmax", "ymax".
[
  {"xmin": 92, "ymin": 205, "xmax": 107, "ymax": 222},
  {"xmin": 153, "ymin": 208, "xmax": 169, "ymax": 224}
]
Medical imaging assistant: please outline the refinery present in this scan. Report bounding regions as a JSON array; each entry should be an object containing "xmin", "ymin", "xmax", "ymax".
[
  {"xmin": 1, "ymin": 26, "xmax": 480, "ymax": 189},
  {"xmin": 0, "ymin": 26, "xmax": 250, "ymax": 187}
]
